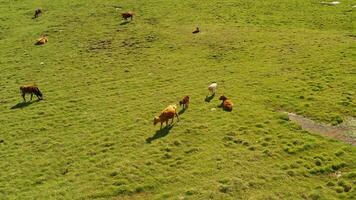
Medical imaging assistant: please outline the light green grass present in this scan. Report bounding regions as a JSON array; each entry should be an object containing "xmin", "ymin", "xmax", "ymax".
[{"xmin": 0, "ymin": 0, "xmax": 355, "ymax": 199}]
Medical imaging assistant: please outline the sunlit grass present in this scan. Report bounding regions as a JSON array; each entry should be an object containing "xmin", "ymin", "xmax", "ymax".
[{"xmin": 0, "ymin": 0, "xmax": 355, "ymax": 199}]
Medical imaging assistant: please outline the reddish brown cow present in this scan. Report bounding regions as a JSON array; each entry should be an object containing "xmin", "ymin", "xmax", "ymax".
[
  {"xmin": 35, "ymin": 36, "xmax": 48, "ymax": 45},
  {"xmin": 20, "ymin": 84, "xmax": 43, "ymax": 102},
  {"xmin": 219, "ymin": 95, "xmax": 233, "ymax": 111},
  {"xmin": 179, "ymin": 96, "xmax": 190, "ymax": 109},
  {"xmin": 34, "ymin": 9, "xmax": 42, "ymax": 18},
  {"xmin": 122, "ymin": 11, "xmax": 134, "ymax": 20},
  {"xmin": 192, "ymin": 27, "xmax": 200, "ymax": 34}
]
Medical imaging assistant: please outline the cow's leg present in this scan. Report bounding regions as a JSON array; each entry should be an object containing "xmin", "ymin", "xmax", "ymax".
[
  {"xmin": 30, "ymin": 93, "xmax": 33, "ymax": 101},
  {"xmin": 175, "ymin": 113, "xmax": 179, "ymax": 121},
  {"xmin": 22, "ymin": 93, "xmax": 26, "ymax": 102}
]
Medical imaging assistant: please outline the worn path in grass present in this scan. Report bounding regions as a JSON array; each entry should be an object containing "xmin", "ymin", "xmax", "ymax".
[{"xmin": 288, "ymin": 113, "xmax": 356, "ymax": 145}]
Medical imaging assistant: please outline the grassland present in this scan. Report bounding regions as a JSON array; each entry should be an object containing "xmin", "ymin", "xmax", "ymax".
[{"xmin": 0, "ymin": 0, "xmax": 355, "ymax": 199}]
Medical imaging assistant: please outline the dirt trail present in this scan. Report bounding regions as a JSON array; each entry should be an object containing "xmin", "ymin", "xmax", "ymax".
[{"xmin": 287, "ymin": 113, "xmax": 356, "ymax": 145}]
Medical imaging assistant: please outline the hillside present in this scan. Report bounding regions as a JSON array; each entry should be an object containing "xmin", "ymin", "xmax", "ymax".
[{"xmin": 0, "ymin": 0, "xmax": 355, "ymax": 199}]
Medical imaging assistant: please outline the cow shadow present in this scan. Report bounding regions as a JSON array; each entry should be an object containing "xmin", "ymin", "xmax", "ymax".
[
  {"xmin": 11, "ymin": 99, "xmax": 41, "ymax": 109},
  {"xmin": 205, "ymin": 93, "xmax": 215, "ymax": 102},
  {"xmin": 178, "ymin": 108, "xmax": 186, "ymax": 115},
  {"xmin": 120, "ymin": 21, "xmax": 130, "ymax": 25},
  {"xmin": 146, "ymin": 124, "xmax": 174, "ymax": 143}
]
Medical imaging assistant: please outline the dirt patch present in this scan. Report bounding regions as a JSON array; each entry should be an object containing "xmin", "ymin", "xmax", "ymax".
[{"xmin": 287, "ymin": 113, "xmax": 356, "ymax": 145}]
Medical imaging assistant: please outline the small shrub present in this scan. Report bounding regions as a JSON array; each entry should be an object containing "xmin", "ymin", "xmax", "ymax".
[
  {"xmin": 287, "ymin": 170, "xmax": 295, "ymax": 176},
  {"xmin": 109, "ymin": 171, "xmax": 118, "ymax": 177},
  {"xmin": 238, "ymin": 126, "xmax": 248, "ymax": 131},
  {"xmin": 301, "ymin": 143, "xmax": 312, "ymax": 151},
  {"xmin": 172, "ymin": 140, "xmax": 182, "ymax": 146},
  {"xmin": 334, "ymin": 150, "xmax": 344, "ymax": 157},
  {"xmin": 163, "ymin": 153, "xmax": 172, "ymax": 159},
  {"xmin": 331, "ymin": 116, "xmax": 343, "ymax": 126},
  {"xmin": 284, "ymin": 147, "xmax": 296, "ymax": 154},
  {"xmin": 314, "ymin": 159, "xmax": 322, "ymax": 166},
  {"xmin": 331, "ymin": 162, "xmax": 346, "ymax": 171},
  {"xmin": 115, "ymin": 185, "xmax": 132, "ymax": 195},
  {"xmin": 218, "ymin": 185, "xmax": 230, "ymax": 193},
  {"xmin": 248, "ymin": 146, "xmax": 256, "ymax": 151},
  {"xmin": 234, "ymin": 139, "xmax": 243, "ymax": 144},
  {"xmin": 309, "ymin": 192, "xmax": 322, "ymax": 200},
  {"xmin": 335, "ymin": 187, "xmax": 344, "ymax": 193},
  {"xmin": 337, "ymin": 180, "xmax": 346, "ymax": 187},
  {"xmin": 343, "ymin": 185, "xmax": 351, "ymax": 192},
  {"xmin": 261, "ymin": 142, "xmax": 269, "ymax": 147},
  {"xmin": 281, "ymin": 164, "xmax": 289, "ymax": 170},
  {"xmin": 255, "ymin": 123, "xmax": 264, "ymax": 128},
  {"xmin": 135, "ymin": 183, "xmax": 155, "ymax": 193},
  {"xmin": 304, "ymin": 163, "xmax": 312, "ymax": 169},
  {"xmin": 185, "ymin": 188, "xmax": 198, "ymax": 196},
  {"xmin": 223, "ymin": 135, "xmax": 234, "ymax": 141},
  {"xmin": 310, "ymin": 166, "xmax": 333, "ymax": 175},
  {"xmin": 278, "ymin": 113, "xmax": 289, "ymax": 121},
  {"xmin": 290, "ymin": 163, "xmax": 299, "ymax": 169},
  {"xmin": 262, "ymin": 149, "xmax": 272, "ymax": 156},
  {"xmin": 346, "ymin": 172, "xmax": 356, "ymax": 179},
  {"xmin": 242, "ymin": 141, "xmax": 249, "ymax": 146},
  {"xmin": 326, "ymin": 181, "xmax": 335, "ymax": 187}
]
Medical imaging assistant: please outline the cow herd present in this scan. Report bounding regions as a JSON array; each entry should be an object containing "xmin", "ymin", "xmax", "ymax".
[
  {"xmin": 153, "ymin": 82, "xmax": 234, "ymax": 129},
  {"xmin": 20, "ymin": 8, "xmax": 234, "ymax": 130}
]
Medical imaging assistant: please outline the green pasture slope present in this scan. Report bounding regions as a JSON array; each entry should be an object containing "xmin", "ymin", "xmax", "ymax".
[{"xmin": 0, "ymin": 0, "xmax": 355, "ymax": 199}]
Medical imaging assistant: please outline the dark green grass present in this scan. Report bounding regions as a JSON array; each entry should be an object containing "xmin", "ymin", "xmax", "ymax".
[{"xmin": 0, "ymin": 0, "xmax": 355, "ymax": 199}]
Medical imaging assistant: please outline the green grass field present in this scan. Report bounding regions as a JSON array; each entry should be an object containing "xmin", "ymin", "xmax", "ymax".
[{"xmin": 0, "ymin": 0, "xmax": 355, "ymax": 199}]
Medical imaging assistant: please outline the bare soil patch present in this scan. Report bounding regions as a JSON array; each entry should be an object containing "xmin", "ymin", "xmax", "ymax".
[{"xmin": 287, "ymin": 113, "xmax": 356, "ymax": 145}]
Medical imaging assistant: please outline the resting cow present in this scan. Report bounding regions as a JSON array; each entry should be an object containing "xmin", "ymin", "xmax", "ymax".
[
  {"xmin": 219, "ymin": 95, "xmax": 233, "ymax": 111},
  {"xmin": 35, "ymin": 36, "xmax": 48, "ymax": 45}
]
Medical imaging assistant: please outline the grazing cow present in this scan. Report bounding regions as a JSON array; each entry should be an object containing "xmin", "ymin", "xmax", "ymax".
[
  {"xmin": 122, "ymin": 11, "xmax": 134, "ymax": 20},
  {"xmin": 34, "ymin": 9, "xmax": 42, "ymax": 18},
  {"xmin": 208, "ymin": 82, "xmax": 217, "ymax": 96},
  {"xmin": 219, "ymin": 95, "xmax": 233, "ymax": 111},
  {"xmin": 153, "ymin": 105, "xmax": 179, "ymax": 129},
  {"xmin": 20, "ymin": 84, "xmax": 43, "ymax": 102},
  {"xmin": 192, "ymin": 27, "xmax": 200, "ymax": 34},
  {"xmin": 35, "ymin": 36, "xmax": 48, "ymax": 45},
  {"xmin": 179, "ymin": 96, "xmax": 190, "ymax": 109}
]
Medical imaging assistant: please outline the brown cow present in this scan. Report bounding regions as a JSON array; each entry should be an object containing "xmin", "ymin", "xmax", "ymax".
[
  {"xmin": 20, "ymin": 84, "xmax": 43, "ymax": 102},
  {"xmin": 35, "ymin": 36, "xmax": 48, "ymax": 45},
  {"xmin": 179, "ymin": 96, "xmax": 190, "ymax": 109},
  {"xmin": 153, "ymin": 105, "xmax": 179, "ymax": 129},
  {"xmin": 219, "ymin": 95, "xmax": 233, "ymax": 111},
  {"xmin": 122, "ymin": 11, "xmax": 134, "ymax": 20},
  {"xmin": 34, "ymin": 9, "xmax": 42, "ymax": 19},
  {"xmin": 192, "ymin": 27, "xmax": 200, "ymax": 34}
]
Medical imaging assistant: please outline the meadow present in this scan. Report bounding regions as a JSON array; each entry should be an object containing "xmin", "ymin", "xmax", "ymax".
[{"xmin": 0, "ymin": 0, "xmax": 355, "ymax": 199}]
